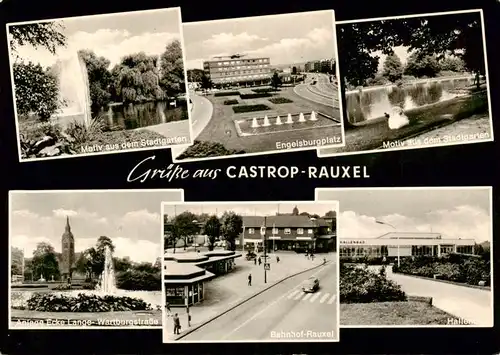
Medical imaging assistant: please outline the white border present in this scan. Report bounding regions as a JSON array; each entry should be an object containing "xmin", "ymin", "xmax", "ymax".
[
  {"xmin": 6, "ymin": 7, "xmax": 195, "ymax": 163},
  {"xmin": 317, "ymin": 9, "xmax": 494, "ymax": 159},
  {"xmin": 8, "ymin": 188, "xmax": 185, "ymax": 330},
  {"xmin": 160, "ymin": 200, "xmax": 340, "ymax": 343},
  {"xmin": 171, "ymin": 9, "xmax": 346, "ymax": 163},
  {"xmin": 315, "ymin": 186, "xmax": 494, "ymax": 328}
]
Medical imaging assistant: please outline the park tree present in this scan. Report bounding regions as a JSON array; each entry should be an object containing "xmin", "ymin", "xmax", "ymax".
[
  {"xmin": 9, "ymin": 21, "xmax": 67, "ymax": 120},
  {"xmin": 382, "ymin": 54, "xmax": 404, "ymax": 82},
  {"xmin": 96, "ymin": 236, "xmax": 115, "ymax": 254},
  {"xmin": 173, "ymin": 211, "xmax": 199, "ymax": 250},
  {"xmin": 292, "ymin": 206, "xmax": 299, "ymax": 216},
  {"xmin": 159, "ymin": 39, "xmax": 186, "ymax": 97},
  {"xmin": 439, "ymin": 56, "xmax": 466, "ymax": 72},
  {"xmin": 404, "ymin": 53, "xmax": 441, "ymax": 78},
  {"xmin": 11, "ymin": 247, "xmax": 24, "ymax": 276},
  {"xmin": 220, "ymin": 211, "xmax": 243, "ymax": 251},
  {"xmin": 204, "ymin": 215, "xmax": 222, "ymax": 251},
  {"xmin": 187, "ymin": 69, "xmax": 205, "ymax": 83},
  {"xmin": 200, "ymin": 72, "xmax": 213, "ymax": 92},
  {"xmin": 78, "ymin": 49, "xmax": 112, "ymax": 111},
  {"xmin": 324, "ymin": 210, "xmax": 337, "ymax": 218},
  {"xmin": 114, "ymin": 256, "xmax": 133, "ymax": 273},
  {"xmin": 31, "ymin": 242, "xmax": 60, "ymax": 280},
  {"xmin": 270, "ymin": 72, "xmax": 282, "ymax": 91}
]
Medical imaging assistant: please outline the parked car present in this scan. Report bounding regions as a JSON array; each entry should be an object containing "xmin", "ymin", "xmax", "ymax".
[
  {"xmin": 302, "ymin": 277, "xmax": 320, "ymax": 293},
  {"xmin": 246, "ymin": 251, "xmax": 257, "ymax": 260}
]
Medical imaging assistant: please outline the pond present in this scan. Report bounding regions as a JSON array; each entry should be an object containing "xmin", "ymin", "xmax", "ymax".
[
  {"xmin": 56, "ymin": 100, "xmax": 189, "ymax": 131},
  {"xmin": 346, "ymin": 77, "xmax": 475, "ymax": 124}
]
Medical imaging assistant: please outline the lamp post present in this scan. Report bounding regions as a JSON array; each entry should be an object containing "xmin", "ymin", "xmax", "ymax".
[
  {"xmin": 261, "ymin": 216, "xmax": 267, "ymax": 284},
  {"xmin": 310, "ymin": 217, "xmax": 317, "ymax": 253},
  {"xmin": 376, "ymin": 220, "xmax": 399, "ymax": 268},
  {"xmin": 192, "ymin": 219, "xmax": 198, "ymax": 252}
]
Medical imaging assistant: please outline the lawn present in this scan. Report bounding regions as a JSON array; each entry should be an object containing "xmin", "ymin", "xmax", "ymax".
[
  {"xmin": 340, "ymin": 301, "xmax": 454, "ymax": 326},
  {"xmin": 320, "ymin": 91, "xmax": 489, "ymax": 155},
  {"xmin": 177, "ymin": 85, "xmax": 343, "ymax": 159}
]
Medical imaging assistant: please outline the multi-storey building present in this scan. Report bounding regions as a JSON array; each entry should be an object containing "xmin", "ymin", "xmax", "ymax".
[
  {"xmin": 241, "ymin": 215, "xmax": 336, "ymax": 252},
  {"xmin": 203, "ymin": 56, "xmax": 272, "ymax": 87}
]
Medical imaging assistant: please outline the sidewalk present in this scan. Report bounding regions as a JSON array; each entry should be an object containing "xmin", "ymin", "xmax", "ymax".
[
  {"xmin": 371, "ymin": 266, "xmax": 493, "ymax": 326},
  {"xmin": 163, "ymin": 252, "xmax": 331, "ymax": 340}
]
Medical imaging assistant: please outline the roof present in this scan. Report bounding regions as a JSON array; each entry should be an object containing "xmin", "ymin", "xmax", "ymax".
[
  {"xmin": 377, "ymin": 232, "xmax": 442, "ymax": 239},
  {"xmin": 242, "ymin": 215, "xmax": 331, "ymax": 228}
]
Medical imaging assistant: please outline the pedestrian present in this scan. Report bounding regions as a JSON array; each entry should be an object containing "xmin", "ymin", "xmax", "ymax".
[
  {"xmin": 276, "ymin": 256, "xmax": 280, "ymax": 263},
  {"xmin": 254, "ymin": 257, "xmax": 257, "ymax": 265},
  {"xmin": 248, "ymin": 273, "xmax": 252, "ymax": 286},
  {"xmin": 305, "ymin": 252, "xmax": 308, "ymax": 258},
  {"xmin": 323, "ymin": 258, "xmax": 326, "ymax": 265},
  {"xmin": 258, "ymin": 257, "xmax": 262, "ymax": 265},
  {"xmin": 166, "ymin": 302, "xmax": 171, "ymax": 314},
  {"xmin": 311, "ymin": 254, "xmax": 315, "ymax": 261},
  {"xmin": 173, "ymin": 313, "xmax": 181, "ymax": 334},
  {"xmin": 187, "ymin": 308, "xmax": 191, "ymax": 327}
]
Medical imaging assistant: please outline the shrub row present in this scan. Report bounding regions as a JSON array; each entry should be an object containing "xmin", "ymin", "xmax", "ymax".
[
  {"xmin": 116, "ymin": 270, "xmax": 161, "ymax": 291},
  {"xmin": 223, "ymin": 99, "xmax": 239, "ymax": 105},
  {"xmin": 252, "ymin": 88, "xmax": 277, "ymax": 93},
  {"xmin": 393, "ymin": 255, "xmax": 490, "ymax": 286},
  {"xmin": 268, "ymin": 97, "xmax": 293, "ymax": 104},
  {"xmin": 214, "ymin": 91, "xmax": 240, "ymax": 97},
  {"xmin": 24, "ymin": 293, "xmax": 153, "ymax": 312},
  {"xmin": 177, "ymin": 140, "xmax": 246, "ymax": 159},
  {"xmin": 232, "ymin": 104, "xmax": 270, "ymax": 114},
  {"xmin": 240, "ymin": 93, "xmax": 272, "ymax": 99},
  {"xmin": 340, "ymin": 263, "xmax": 406, "ymax": 303},
  {"xmin": 340, "ymin": 256, "xmax": 386, "ymax": 265}
]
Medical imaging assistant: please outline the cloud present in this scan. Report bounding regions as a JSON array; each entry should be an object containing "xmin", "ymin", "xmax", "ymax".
[
  {"xmin": 10, "ymin": 208, "xmax": 161, "ymax": 262},
  {"xmin": 11, "ymin": 29, "xmax": 180, "ymax": 68},
  {"xmin": 339, "ymin": 205, "xmax": 491, "ymax": 242},
  {"xmin": 202, "ymin": 32, "xmax": 268, "ymax": 51}
]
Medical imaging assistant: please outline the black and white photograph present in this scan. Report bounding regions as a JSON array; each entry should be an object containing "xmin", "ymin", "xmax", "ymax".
[
  {"xmin": 161, "ymin": 201, "xmax": 339, "ymax": 342},
  {"xmin": 316, "ymin": 187, "xmax": 493, "ymax": 327},
  {"xmin": 171, "ymin": 10, "xmax": 344, "ymax": 163},
  {"xmin": 7, "ymin": 8, "xmax": 193, "ymax": 162},
  {"xmin": 9, "ymin": 189, "xmax": 183, "ymax": 329},
  {"xmin": 318, "ymin": 9, "xmax": 493, "ymax": 158}
]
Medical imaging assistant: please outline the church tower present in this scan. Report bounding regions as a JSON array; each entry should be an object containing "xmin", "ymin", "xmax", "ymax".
[{"xmin": 61, "ymin": 216, "xmax": 75, "ymax": 281}]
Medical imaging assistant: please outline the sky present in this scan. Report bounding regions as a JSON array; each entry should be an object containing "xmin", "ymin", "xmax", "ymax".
[
  {"xmin": 8, "ymin": 8, "xmax": 182, "ymax": 68},
  {"xmin": 10, "ymin": 190, "xmax": 183, "ymax": 262},
  {"xmin": 183, "ymin": 10, "xmax": 336, "ymax": 70},
  {"xmin": 163, "ymin": 202, "xmax": 338, "ymax": 219},
  {"xmin": 316, "ymin": 188, "xmax": 491, "ymax": 242}
]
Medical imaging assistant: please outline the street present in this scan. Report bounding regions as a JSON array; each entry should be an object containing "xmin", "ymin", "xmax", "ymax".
[
  {"xmin": 293, "ymin": 73, "xmax": 338, "ymax": 108},
  {"xmin": 177, "ymin": 260, "xmax": 338, "ymax": 342}
]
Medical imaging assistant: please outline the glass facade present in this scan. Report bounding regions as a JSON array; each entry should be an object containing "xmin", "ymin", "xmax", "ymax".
[{"xmin": 340, "ymin": 243, "xmax": 474, "ymax": 257}]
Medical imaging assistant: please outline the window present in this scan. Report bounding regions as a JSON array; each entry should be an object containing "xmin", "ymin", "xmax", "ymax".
[
  {"xmin": 248, "ymin": 228, "xmax": 255, "ymax": 234},
  {"xmin": 308, "ymin": 229, "xmax": 313, "ymax": 234},
  {"xmin": 297, "ymin": 228, "xmax": 304, "ymax": 234},
  {"xmin": 217, "ymin": 62, "xmax": 222, "ymax": 66},
  {"xmin": 272, "ymin": 227, "xmax": 278, "ymax": 234},
  {"xmin": 284, "ymin": 228, "xmax": 291, "ymax": 234}
]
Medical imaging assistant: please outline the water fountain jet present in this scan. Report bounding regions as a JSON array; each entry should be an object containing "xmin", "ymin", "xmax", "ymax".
[
  {"xmin": 262, "ymin": 115, "xmax": 271, "ymax": 127},
  {"xmin": 298, "ymin": 112, "xmax": 306, "ymax": 122},
  {"xmin": 251, "ymin": 117, "xmax": 260, "ymax": 128},
  {"xmin": 96, "ymin": 245, "xmax": 117, "ymax": 294},
  {"xmin": 309, "ymin": 111, "xmax": 317, "ymax": 121},
  {"xmin": 286, "ymin": 113, "xmax": 293, "ymax": 124},
  {"xmin": 275, "ymin": 115, "xmax": 282, "ymax": 125}
]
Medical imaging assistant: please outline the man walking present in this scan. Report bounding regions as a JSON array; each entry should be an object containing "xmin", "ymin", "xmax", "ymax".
[
  {"xmin": 276, "ymin": 256, "xmax": 280, "ymax": 263},
  {"xmin": 173, "ymin": 313, "xmax": 181, "ymax": 334},
  {"xmin": 248, "ymin": 273, "xmax": 252, "ymax": 286},
  {"xmin": 187, "ymin": 308, "xmax": 191, "ymax": 327},
  {"xmin": 258, "ymin": 257, "xmax": 262, "ymax": 266}
]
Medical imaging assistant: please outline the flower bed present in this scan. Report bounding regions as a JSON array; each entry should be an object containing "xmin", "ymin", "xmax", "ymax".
[
  {"xmin": 232, "ymin": 104, "xmax": 271, "ymax": 114},
  {"xmin": 252, "ymin": 88, "xmax": 278, "ymax": 93},
  {"xmin": 214, "ymin": 91, "xmax": 240, "ymax": 97},
  {"xmin": 177, "ymin": 140, "xmax": 246, "ymax": 159},
  {"xmin": 239, "ymin": 93, "xmax": 272, "ymax": 99},
  {"xmin": 340, "ymin": 264, "xmax": 406, "ymax": 303},
  {"xmin": 223, "ymin": 99, "xmax": 239, "ymax": 105},
  {"xmin": 268, "ymin": 97, "xmax": 293, "ymax": 104},
  {"xmin": 15, "ymin": 292, "xmax": 153, "ymax": 312}
]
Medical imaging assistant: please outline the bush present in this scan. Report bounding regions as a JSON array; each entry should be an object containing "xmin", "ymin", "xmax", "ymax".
[
  {"xmin": 340, "ymin": 264, "xmax": 406, "ymax": 303},
  {"xmin": 268, "ymin": 97, "xmax": 293, "ymax": 104},
  {"xmin": 24, "ymin": 292, "xmax": 153, "ymax": 312},
  {"xmin": 239, "ymin": 93, "xmax": 272, "ymax": 99},
  {"xmin": 224, "ymin": 99, "xmax": 238, "ymax": 105},
  {"xmin": 54, "ymin": 284, "xmax": 72, "ymax": 290},
  {"xmin": 366, "ymin": 74, "xmax": 390, "ymax": 87},
  {"xmin": 214, "ymin": 91, "xmax": 240, "ymax": 97},
  {"xmin": 116, "ymin": 270, "xmax": 161, "ymax": 291},
  {"xmin": 393, "ymin": 254, "xmax": 491, "ymax": 286},
  {"xmin": 82, "ymin": 280, "xmax": 98, "ymax": 290},
  {"xmin": 252, "ymin": 88, "xmax": 276, "ymax": 93},
  {"xmin": 177, "ymin": 140, "xmax": 246, "ymax": 159},
  {"xmin": 232, "ymin": 104, "xmax": 271, "ymax": 114}
]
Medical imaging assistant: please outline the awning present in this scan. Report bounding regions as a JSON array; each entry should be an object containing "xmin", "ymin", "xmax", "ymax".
[{"xmin": 317, "ymin": 234, "xmax": 336, "ymax": 239}]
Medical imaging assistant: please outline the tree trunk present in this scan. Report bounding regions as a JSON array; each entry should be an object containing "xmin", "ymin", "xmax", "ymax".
[{"xmin": 475, "ymin": 71, "xmax": 480, "ymax": 90}]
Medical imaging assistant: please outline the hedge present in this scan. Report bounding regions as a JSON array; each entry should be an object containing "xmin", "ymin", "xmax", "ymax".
[
  {"xmin": 239, "ymin": 93, "xmax": 272, "ymax": 99},
  {"xmin": 214, "ymin": 91, "xmax": 240, "ymax": 97},
  {"xmin": 252, "ymin": 88, "xmax": 277, "ymax": 93},
  {"xmin": 177, "ymin": 140, "xmax": 246, "ymax": 159},
  {"xmin": 116, "ymin": 270, "xmax": 161, "ymax": 291},
  {"xmin": 340, "ymin": 263, "xmax": 406, "ymax": 303},
  {"xmin": 232, "ymin": 104, "xmax": 271, "ymax": 114},
  {"xmin": 392, "ymin": 254, "xmax": 490, "ymax": 286},
  {"xmin": 21, "ymin": 292, "xmax": 153, "ymax": 312},
  {"xmin": 268, "ymin": 97, "xmax": 293, "ymax": 104},
  {"xmin": 340, "ymin": 256, "xmax": 385, "ymax": 265},
  {"xmin": 223, "ymin": 99, "xmax": 238, "ymax": 105}
]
